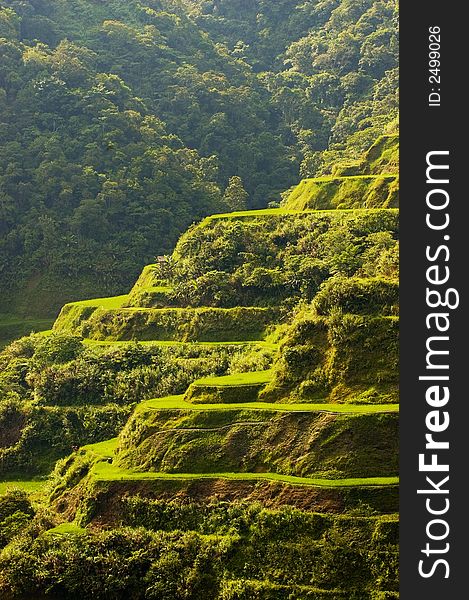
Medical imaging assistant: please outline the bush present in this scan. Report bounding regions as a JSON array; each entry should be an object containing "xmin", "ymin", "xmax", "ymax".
[
  {"xmin": 0, "ymin": 404, "xmax": 131, "ymax": 476},
  {"xmin": 31, "ymin": 333, "xmax": 84, "ymax": 366},
  {"xmin": 169, "ymin": 210, "xmax": 399, "ymax": 308},
  {"xmin": 0, "ymin": 490, "xmax": 35, "ymax": 548},
  {"xmin": 0, "ymin": 512, "xmax": 398, "ymax": 598},
  {"xmin": 262, "ymin": 308, "xmax": 398, "ymax": 404},
  {"xmin": 76, "ymin": 307, "xmax": 277, "ymax": 342},
  {"xmin": 313, "ymin": 277, "xmax": 399, "ymax": 316}
]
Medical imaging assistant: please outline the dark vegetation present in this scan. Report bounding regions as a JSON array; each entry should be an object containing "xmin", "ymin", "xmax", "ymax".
[
  {"xmin": 0, "ymin": 490, "xmax": 35, "ymax": 549},
  {"xmin": 0, "ymin": 507, "xmax": 398, "ymax": 599},
  {"xmin": 0, "ymin": 0, "xmax": 398, "ymax": 316}
]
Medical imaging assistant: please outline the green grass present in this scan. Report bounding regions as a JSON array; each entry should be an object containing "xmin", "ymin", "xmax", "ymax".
[
  {"xmin": 0, "ymin": 480, "xmax": 47, "ymax": 494},
  {"xmin": 138, "ymin": 395, "xmax": 399, "ymax": 414},
  {"xmin": 127, "ymin": 265, "xmax": 167, "ymax": 292},
  {"xmin": 193, "ymin": 370, "xmax": 273, "ymax": 387},
  {"xmin": 202, "ymin": 206, "xmax": 395, "ymax": 223},
  {"xmin": 66, "ymin": 295, "xmax": 129, "ymax": 309},
  {"xmin": 82, "ymin": 438, "xmax": 119, "ymax": 458},
  {"xmin": 82, "ymin": 339, "xmax": 278, "ymax": 349},
  {"xmin": 90, "ymin": 461, "xmax": 398, "ymax": 488},
  {"xmin": 124, "ymin": 264, "xmax": 174, "ymax": 307},
  {"xmin": 45, "ymin": 523, "xmax": 87, "ymax": 535},
  {"xmin": 33, "ymin": 329, "xmax": 54, "ymax": 337}
]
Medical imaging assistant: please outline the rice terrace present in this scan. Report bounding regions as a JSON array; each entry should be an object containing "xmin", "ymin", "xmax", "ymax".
[{"xmin": 0, "ymin": 1, "xmax": 399, "ymax": 598}]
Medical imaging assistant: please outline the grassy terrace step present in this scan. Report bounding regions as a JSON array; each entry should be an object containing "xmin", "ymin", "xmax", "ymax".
[
  {"xmin": 83, "ymin": 442, "xmax": 398, "ymax": 488},
  {"xmin": 63, "ymin": 295, "xmax": 130, "ymax": 309},
  {"xmin": 0, "ymin": 480, "xmax": 47, "ymax": 495},
  {"xmin": 82, "ymin": 339, "xmax": 278, "ymax": 349},
  {"xmin": 200, "ymin": 206, "xmax": 397, "ymax": 224},
  {"xmin": 84, "ymin": 438, "xmax": 118, "ymax": 458},
  {"xmin": 285, "ymin": 174, "xmax": 398, "ymax": 211},
  {"xmin": 126, "ymin": 264, "xmax": 165, "ymax": 294},
  {"xmin": 124, "ymin": 286, "xmax": 173, "ymax": 309},
  {"xmin": 53, "ymin": 305, "xmax": 277, "ymax": 341},
  {"xmin": 124, "ymin": 264, "xmax": 174, "ymax": 308},
  {"xmin": 195, "ymin": 184, "xmax": 398, "ymax": 224},
  {"xmin": 91, "ymin": 464, "xmax": 398, "ymax": 488},
  {"xmin": 193, "ymin": 371, "xmax": 273, "ymax": 387},
  {"xmin": 185, "ymin": 370, "xmax": 273, "ymax": 404},
  {"xmin": 45, "ymin": 523, "xmax": 87, "ymax": 536},
  {"xmin": 138, "ymin": 396, "xmax": 400, "ymax": 414},
  {"xmin": 52, "ymin": 296, "xmax": 130, "ymax": 334},
  {"xmin": 116, "ymin": 399, "xmax": 398, "ymax": 479}
]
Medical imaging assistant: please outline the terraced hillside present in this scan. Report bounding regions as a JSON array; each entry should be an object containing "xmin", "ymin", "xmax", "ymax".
[{"xmin": 0, "ymin": 136, "xmax": 399, "ymax": 598}]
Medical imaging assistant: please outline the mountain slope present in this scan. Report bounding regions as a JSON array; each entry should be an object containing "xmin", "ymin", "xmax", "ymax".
[{"xmin": 0, "ymin": 136, "xmax": 399, "ymax": 598}]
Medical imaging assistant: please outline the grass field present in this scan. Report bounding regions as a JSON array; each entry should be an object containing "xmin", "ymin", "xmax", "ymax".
[
  {"xmin": 65, "ymin": 295, "xmax": 129, "ymax": 309},
  {"xmin": 82, "ymin": 438, "xmax": 118, "ymax": 458},
  {"xmin": 45, "ymin": 523, "xmax": 86, "ymax": 535},
  {"xmin": 82, "ymin": 434, "xmax": 399, "ymax": 488},
  {"xmin": 90, "ymin": 461, "xmax": 399, "ymax": 488},
  {"xmin": 193, "ymin": 370, "xmax": 273, "ymax": 387},
  {"xmin": 0, "ymin": 480, "xmax": 48, "ymax": 494},
  {"xmin": 201, "ymin": 206, "xmax": 396, "ymax": 223},
  {"xmin": 138, "ymin": 396, "xmax": 400, "ymax": 414},
  {"xmin": 83, "ymin": 339, "xmax": 278, "ymax": 349}
]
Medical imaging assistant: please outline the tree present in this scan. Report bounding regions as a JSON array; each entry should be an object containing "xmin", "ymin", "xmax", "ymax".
[{"xmin": 222, "ymin": 176, "xmax": 249, "ymax": 211}]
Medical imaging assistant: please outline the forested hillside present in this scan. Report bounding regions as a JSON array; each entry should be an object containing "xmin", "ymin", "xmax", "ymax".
[{"xmin": 0, "ymin": 0, "xmax": 397, "ymax": 323}]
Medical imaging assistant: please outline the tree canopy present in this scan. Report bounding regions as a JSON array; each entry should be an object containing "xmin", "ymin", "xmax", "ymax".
[{"xmin": 0, "ymin": 0, "xmax": 398, "ymax": 316}]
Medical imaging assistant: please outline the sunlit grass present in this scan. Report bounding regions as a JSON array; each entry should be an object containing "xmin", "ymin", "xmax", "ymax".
[
  {"xmin": 82, "ymin": 438, "xmax": 119, "ymax": 458},
  {"xmin": 90, "ymin": 461, "xmax": 398, "ymax": 488},
  {"xmin": 202, "ymin": 206, "xmax": 398, "ymax": 223},
  {"xmin": 0, "ymin": 480, "xmax": 47, "ymax": 494},
  {"xmin": 66, "ymin": 295, "xmax": 129, "ymax": 309},
  {"xmin": 193, "ymin": 370, "xmax": 273, "ymax": 387},
  {"xmin": 139, "ymin": 396, "xmax": 399, "ymax": 414},
  {"xmin": 45, "ymin": 523, "xmax": 86, "ymax": 535}
]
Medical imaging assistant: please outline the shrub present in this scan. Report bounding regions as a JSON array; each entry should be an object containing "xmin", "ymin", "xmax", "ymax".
[
  {"xmin": 169, "ymin": 210, "xmax": 399, "ymax": 307},
  {"xmin": 0, "ymin": 490, "xmax": 35, "ymax": 548},
  {"xmin": 313, "ymin": 277, "xmax": 399, "ymax": 316},
  {"xmin": 76, "ymin": 307, "xmax": 277, "ymax": 342}
]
